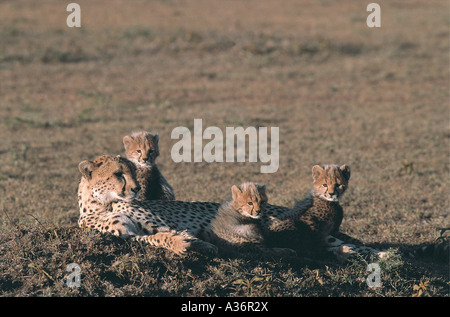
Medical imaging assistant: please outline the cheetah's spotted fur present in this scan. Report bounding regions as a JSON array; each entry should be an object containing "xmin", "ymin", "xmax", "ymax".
[
  {"xmin": 77, "ymin": 155, "xmax": 390, "ymax": 261},
  {"xmin": 263, "ymin": 164, "xmax": 388, "ymax": 261},
  {"xmin": 78, "ymin": 155, "xmax": 192, "ymax": 255},
  {"xmin": 77, "ymin": 155, "xmax": 293, "ymax": 256}
]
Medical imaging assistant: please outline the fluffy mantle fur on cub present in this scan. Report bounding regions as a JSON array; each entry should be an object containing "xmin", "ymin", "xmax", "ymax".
[{"xmin": 209, "ymin": 183, "xmax": 296, "ymax": 257}]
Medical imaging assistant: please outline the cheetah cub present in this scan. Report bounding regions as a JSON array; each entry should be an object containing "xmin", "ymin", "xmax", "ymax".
[
  {"xmin": 267, "ymin": 165, "xmax": 350, "ymax": 238},
  {"xmin": 123, "ymin": 131, "xmax": 175, "ymax": 201},
  {"xmin": 208, "ymin": 182, "xmax": 296, "ymax": 257},
  {"xmin": 266, "ymin": 164, "xmax": 386, "ymax": 260}
]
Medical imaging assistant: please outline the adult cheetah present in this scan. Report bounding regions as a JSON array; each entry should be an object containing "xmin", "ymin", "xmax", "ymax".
[{"xmin": 77, "ymin": 155, "xmax": 216, "ymax": 255}]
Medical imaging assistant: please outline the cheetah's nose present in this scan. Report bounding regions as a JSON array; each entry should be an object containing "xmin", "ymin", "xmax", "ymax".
[{"xmin": 131, "ymin": 185, "xmax": 141, "ymax": 194}]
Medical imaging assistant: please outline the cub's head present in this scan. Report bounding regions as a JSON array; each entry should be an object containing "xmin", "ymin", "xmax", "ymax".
[
  {"xmin": 231, "ymin": 182, "xmax": 268, "ymax": 219},
  {"xmin": 78, "ymin": 155, "xmax": 140, "ymax": 204},
  {"xmin": 311, "ymin": 164, "xmax": 351, "ymax": 202},
  {"xmin": 123, "ymin": 131, "xmax": 160, "ymax": 167}
]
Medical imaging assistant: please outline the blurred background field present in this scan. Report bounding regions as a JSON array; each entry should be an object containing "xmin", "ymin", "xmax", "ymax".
[{"xmin": 0, "ymin": 0, "xmax": 448, "ymax": 296}]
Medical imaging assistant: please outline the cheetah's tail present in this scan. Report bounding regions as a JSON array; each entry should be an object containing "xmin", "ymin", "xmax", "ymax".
[{"xmin": 411, "ymin": 242, "xmax": 449, "ymax": 263}]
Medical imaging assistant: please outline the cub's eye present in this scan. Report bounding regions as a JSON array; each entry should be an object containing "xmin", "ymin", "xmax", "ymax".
[
  {"xmin": 247, "ymin": 202, "xmax": 253, "ymax": 206},
  {"xmin": 136, "ymin": 150, "xmax": 142, "ymax": 154},
  {"xmin": 322, "ymin": 184, "xmax": 328, "ymax": 188},
  {"xmin": 148, "ymin": 149, "xmax": 154, "ymax": 153}
]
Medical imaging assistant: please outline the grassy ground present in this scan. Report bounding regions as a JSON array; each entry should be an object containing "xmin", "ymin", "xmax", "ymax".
[{"xmin": 0, "ymin": 0, "xmax": 448, "ymax": 297}]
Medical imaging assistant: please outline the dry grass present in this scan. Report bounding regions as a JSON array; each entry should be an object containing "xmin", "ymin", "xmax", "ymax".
[{"xmin": 0, "ymin": 0, "xmax": 448, "ymax": 297}]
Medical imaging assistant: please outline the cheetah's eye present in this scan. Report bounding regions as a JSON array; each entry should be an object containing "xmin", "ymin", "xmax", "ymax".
[
  {"xmin": 322, "ymin": 184, "xmax": 328, "ymax": 188},
  {"xmin": 136, "ymin": 150, "xmax": 142, "ymax": 154},
  {"xmin": 114, "ymin": 171, "xmax": 123, "ymax": 178},
  {"xmin": 247, "ymin": 202, "xmax": 253, "ymax": 206}
]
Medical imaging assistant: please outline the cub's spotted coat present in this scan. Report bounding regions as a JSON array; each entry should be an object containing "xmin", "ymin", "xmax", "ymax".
[{"xmin": 264, "ymin": 164, "xmax": 387, "ymax": 261}]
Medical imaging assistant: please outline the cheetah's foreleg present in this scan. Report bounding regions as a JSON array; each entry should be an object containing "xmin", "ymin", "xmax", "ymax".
[{"xmin": 132, "ymin": 232, "xmax": 191, "ymax": 255}]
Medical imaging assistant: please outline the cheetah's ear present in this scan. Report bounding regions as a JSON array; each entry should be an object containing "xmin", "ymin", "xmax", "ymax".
[
  {"xmin": 152, "ymin": 134, "xmax": 159, "ymax": 144},
  {"xmin": 340, "ymin": 165, "xmax": 351, "ymax": 182},
  {"xmin": 231, "ymin": 185, "xmax": 242, "ymax": 200},
  {"xmin": 258, "ymin": 184, "xmax": 266, "ymax": 194},
  {"xmin": 312, "ymin": 165, "xmax": 324, "ymax": 180},
  {"xmin": 78, "ymin": 160, "xmax": 96, "ymax": 180},
  {"xmin": 123, "ymin": 135, "xmax": 134, "ymax": 149}
]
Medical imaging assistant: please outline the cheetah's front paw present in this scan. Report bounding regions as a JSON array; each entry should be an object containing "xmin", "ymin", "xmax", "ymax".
[{"xmin": 164, "ymin": 233, "xmax": 191, "ymax": 256}]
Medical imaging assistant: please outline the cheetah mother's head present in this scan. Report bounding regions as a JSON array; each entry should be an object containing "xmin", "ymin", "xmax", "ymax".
[{"xmin": 78, "ymin": 155, "xmax": 141, "ymax": 205}]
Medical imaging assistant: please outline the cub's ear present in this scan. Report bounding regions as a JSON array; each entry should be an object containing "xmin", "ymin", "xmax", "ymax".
[
  {"xmin": 258, "ymin": 184, "xmax": 266, "ymax": 194},
  {"xmin": 78, "ymin": 160, "xmax": 96, "ymax": 180},
  {"xmin": 231, "ymin": 185, "xmax": 242, "ymax": 200},
  {"xmin": 312, "ymin": 165, "xmax": 324, "ymax": 180},
  {"xmin": 340, "ymin": 165, "xmax": 351, "ymax": 181},
  {"xmin": 122, "ymin": 135, "xmax": 134, "ymax": 149},
  {"xmin": 152, "ymin": 134, "xmax": 159, "ymax": 144}
]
